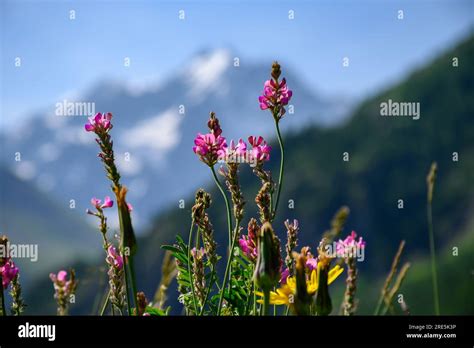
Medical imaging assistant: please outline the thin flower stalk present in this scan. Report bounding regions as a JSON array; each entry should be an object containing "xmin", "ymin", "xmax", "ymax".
[
  {"xmin": 219, "ymin": 146, "xmax": 246, "ymax": 296},
  {"xmin": 191, "ymin": 248, "xmax": 206, "ymax": 306},
  {"xmin": 50, "ymin": 270, "xmax": 77, "ymax": 316},
  {"xmin": 10, "ymin": 274, "xmax": 26, "ymax": 316},
  {"xmin": 85, "ymin": 112, "xmax": 137, "ymax": 313},
  {"xmin": 191, "ymin": 189, "xmax": 218, "ymax": 315},
  {"xmin": 381, "ymin": 262, "xmax": 411, "ymax": 315},
  {"xmin": 187, "ymin": 222, "xmax": 199, "ymax": 314},
  {"xmin": 258, "ymin": 62, "xmax": 293, "ymax": 221},
  {"xmin": 106, "ymin": 245, "xmax": 125, "ymax": 314},
  {"xmin": 284, "ymin": 219, "xmax": 299, "ymax": 276},
  {"xmin": 426, "ymin": 162, "xmax": 440, "ymax": 315},
  {"xmin": 336, "ymin": 231, "xmax": 366, "ymax": 316},
  {"xmin": 374, "ymin": 240, "xmax": 406, "ymax": 315},
  {"xmin": 192, "ymin": 113, "xmax": 234, "ymax": 315},
  {"xmin": 153, "ymin": 251, "xmax": 177, "ymax": 310}
]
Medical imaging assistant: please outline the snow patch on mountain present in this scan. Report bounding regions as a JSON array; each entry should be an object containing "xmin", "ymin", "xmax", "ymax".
[
  {"xmin": 122, "ymin": 108, "xmax": 184, "ymax": 153},
  {"xmin": 186, "ymin": 49, "xmax": 232, "ymax": 101}
]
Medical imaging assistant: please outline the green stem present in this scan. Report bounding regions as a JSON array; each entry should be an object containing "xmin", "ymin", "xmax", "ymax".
[
  {"xmin": 199, "ymin": 267, "xmax": 216, "ymax": 316},
  {"xmin": 127, "ymin": 257, "xmax": 138, "ymax": 313},
  {"xmin": 262, "ymin": 288, "xmax": 270, "ymax": 316},
  {"xmin": 187, "ymin": 222, "xmax": 199, "ymax": 315},
  {"xmin": 211, "ymin": 165, "xmax": 235, "ymax": 316},
  {"xmin": 374, "ymin": 296, "xmax": 384, "ymax": 316},
  {"xmin": 99, "ymin": 293, "xmax": 110, "ymax": 316},
  {"xmin": 272, "ymin": 120, "xmax": 285, "ymax": 221},
  {"xmin": 427, "ymin": 202, "xmax": 440, "ymax": 315},
  {"xmin": 243, "ymin": 265, "xmax": 255, "ymax": 316},
  {"xmin": 210, "ymin": 166, "xmax": 233, "ymax": 248},
  {"xmin": 253, "ymin": 280, "xmax": 257, "ymax": 315},
  {"xmin": 122, "ymin": 254, "xmax": 132, "ymax": 315},
  {"xmin": 216, "ymin": 227, "xmax": 239, "ymax": 315}
]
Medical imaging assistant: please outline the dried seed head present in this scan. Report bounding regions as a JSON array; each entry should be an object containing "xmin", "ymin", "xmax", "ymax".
[{"xmin": 136, "ymin": 292, "xmax": 148, "ymax": 316}]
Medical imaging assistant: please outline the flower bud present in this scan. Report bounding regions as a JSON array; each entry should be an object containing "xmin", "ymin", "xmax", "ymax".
[
  {"xmin": 207, "ymin": 111, "xmax": 222, "ymax": 136},
  {"xmin": 271, "ymin": 61, "xmax": 281, "ymax": 81},
  {"xmin": 253, "ymin": 222, "xmax": 282, "ymax": 292},
  {"xmin": 293, "ymin": 253, "xmax": 312, "ymax": 315},
  {"xmin": 315, "ymin": 263, "xmax": 333, "ymax": 316}
]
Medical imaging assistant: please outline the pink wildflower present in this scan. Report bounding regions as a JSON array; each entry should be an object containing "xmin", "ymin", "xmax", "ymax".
[
  {"xmin": 248, "ymin": 136, "xmax": 271, "ymax": 163},
  {"xmin": 0, "ymin": 259, "xmax": 19, "ymax": 289},
  {"xmin": 106, "ymin": 245, "xmax": 124, "ymax": 270},
  {"xmin": 101, "ymin": 196, "xmax": 114, "ymax": 208},
  {"xmin": 90, "ymin": 196, "xmax": 114, "ymax": 210},
  {"xmin": 193, "ymin": 132, "xmax": 227, "ymax": 166},
  {"xmin": 84, "ymin": 112, "xmax": 113, "ymax": 133},
  {"xmin": 258, "ymin": 78, "xmax": 293, "ymax": 114},
  {"xmin": 336, "ymin": 231, "xmax": 366, "ymax": 258},
  {"xmin": 239, "ymin": 219, "xmax": 259, "ymax": 262}
]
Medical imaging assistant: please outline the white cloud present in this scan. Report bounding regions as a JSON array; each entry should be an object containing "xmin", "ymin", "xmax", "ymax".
[
  {"xmin": 38, "ymin": 142, "xmax": 61, "ymax": 162},
  {"xmin": 14, "ymin": 161, "xmax": 36, "ymax": 181},
  {"xmin": 116, "ymin": 154, "xmax": 143, "ymax": 176},
  {"xmin": 122, "ymin": 108, "xmax": 183, "ymax": 153},
  {"xmin": 36, "ymin": 173, "xmax": 56, "ymax": 192},
  {"xmin": 186, "ymin": 49, "xmax": 231, "ymax": 101}
]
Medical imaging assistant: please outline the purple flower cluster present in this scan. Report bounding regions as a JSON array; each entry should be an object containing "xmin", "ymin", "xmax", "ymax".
[
  {"xmin": 49, "ymin": 270, "xmax": 76, "ymax": 295},
  {"xmin": 0, "ymin": 259, "xmax": 19, "ymax": 289},
  {"xmin": 336, "ymin": 231, "xmax": 366, "ymax": 257},
  {"xmin": 106, "ymin": 245, "xmax": 124, "ymax": 270},
  {"xmin": 193, "ymin": 133, "xmax": 227, "ymax": 166},
  {"xmin": 259, "ymin": 79, "xmax": 293, "ymax": 111},
  {"xmin": 84, "ymin": 112, "xmax": 113, "ymax": 133}
]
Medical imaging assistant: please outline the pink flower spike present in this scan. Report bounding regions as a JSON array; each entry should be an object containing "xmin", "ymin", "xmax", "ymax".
[
  {"xmin": 336, "ymin": 231, "xmax": 366, "ymax": 258},
  {"xmin": 57, "ymin": 270, "xmax": 68, "ymax": 282},
  {"xmin": 127, "ymin": 203, "xmax": 133, "ymax": 212},
  {"xmin": 236, "ymin": 139, "xmax": 247, "ymax": 156},
  {"xmin": 84, "ymin": 123, "xmax": 95, "ymax": 132},
  {"xmin": 248, "ymin": 135, "xmax": 271, "ymax": 163},
  {"xmin": 91, "ymin": 197, "xmax": 101, "ymax": 209},
  {"xmin": 258, "ymin": 74, "xmax": 293, "ymax": 119},
  {"xmin": 107, "ymin": 245, "xmax": 124, "ymax": 269},
  {"xmin": 101, "ymin": 196, "xmax": 114, "ymax": 209},
  {"xmin": 84, "ymin": 112, "xmax": 113, "ymax": 133},
  {"xmin": 0, "ymin": 260, "xmax": 19, "ymax": 289},
  {"xmin": 193, "ymin": 132, "xmax": 227, "ymax": 166},
  {"xmin": 239, "ymin": 238, "xmax": 250, "ymax": 254}
]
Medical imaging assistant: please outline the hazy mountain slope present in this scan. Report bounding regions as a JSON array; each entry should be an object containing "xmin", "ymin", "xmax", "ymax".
[
  {"xmin": 24, "ymin": 35, "xmax": 474, "ymax": 314},
  {"xmin": 0, "ymin": 166, "xmax": 100, "ymax": 287},
  {"xmin": 132, "ymin": 35, "xmax": 474, "ymax": 312},
  {"xmin": 0, "ymin": 49, "xmax": 347, "ymax": 229}
]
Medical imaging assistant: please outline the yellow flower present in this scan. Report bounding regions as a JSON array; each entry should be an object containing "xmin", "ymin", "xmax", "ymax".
[{"xmin": 256, "ymin": 264, "xmax": 344, "ymax": 305}]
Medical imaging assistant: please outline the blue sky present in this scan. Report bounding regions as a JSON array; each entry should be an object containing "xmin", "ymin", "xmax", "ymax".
[{"xmin": 1, "ymin": 0, "xmax": 473, "ymax": 127}]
